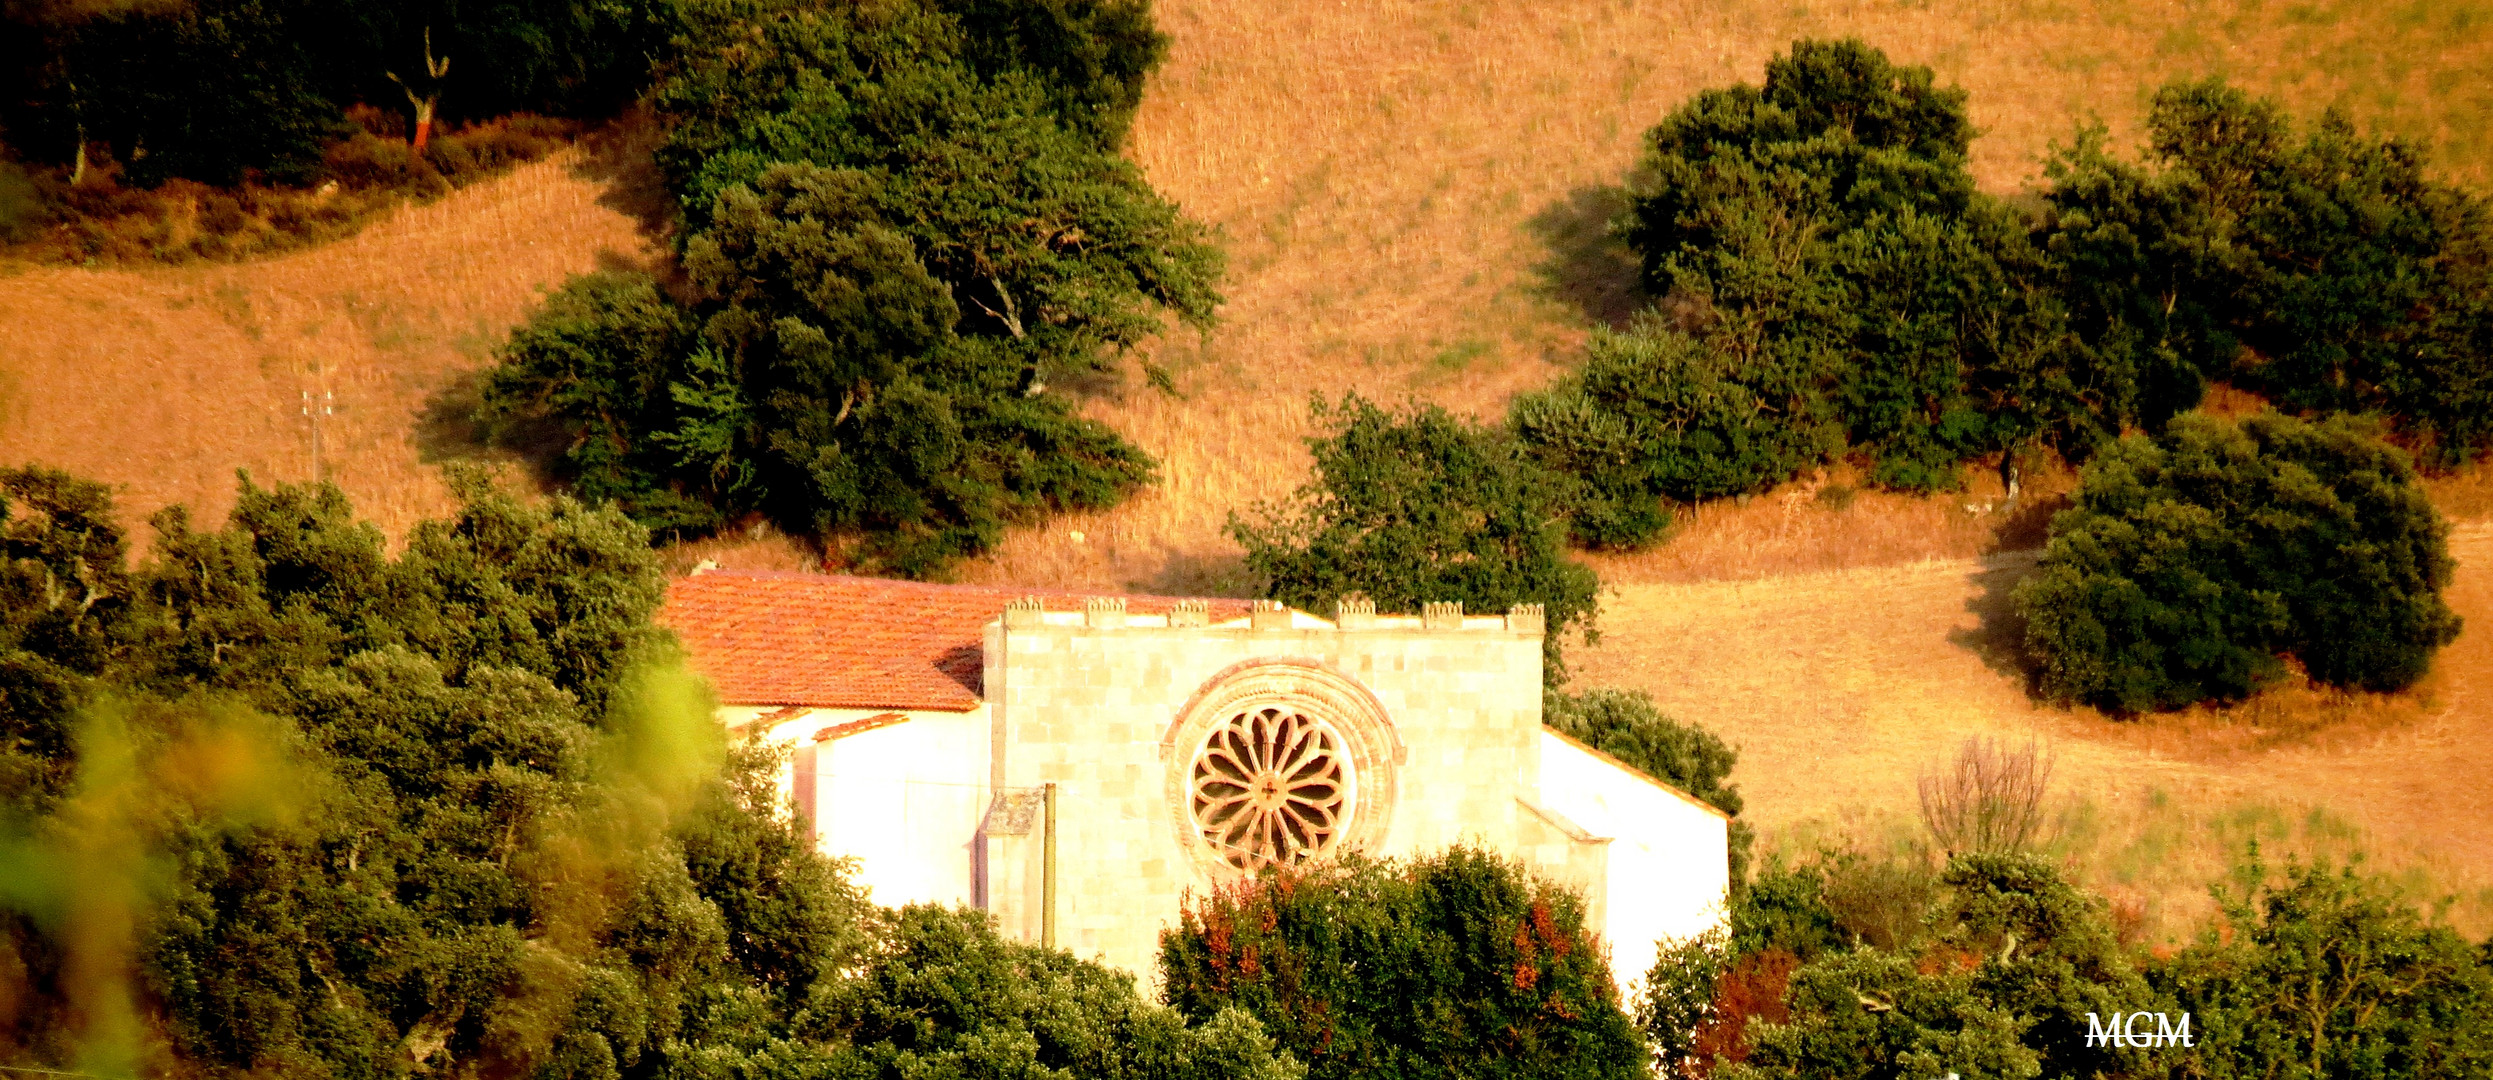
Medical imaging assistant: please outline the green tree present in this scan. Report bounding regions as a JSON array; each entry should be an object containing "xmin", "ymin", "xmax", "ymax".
[
  {"xmin": 2015, "ymin": 412, "xmax": 2462, "ymax": 712},
  {"xmin": 1512, "ymin": 320, "xmax": 1838, "ymax": 547},
  {"xmin": 486, "ymin": 0, "xmax": 1215, "ymax": 572},
  {"xmin": 1610, "ymin": 38, "xmax": 2112, "ymax": 496},
  {"xmin": 1229, "ymin": 395, "xmax": 1599, "ymax": 679},
  {"xmin": 1159, "ymin": 846, "xmax": 1646, "ymax": 1080},
  {"xmin": 2156, "ymin": 855, "xmax": 2493, "ymax": 1079},
  {"xmin": 2039, "ymin": 79, "xmax": 2493, "ymax": 464}
]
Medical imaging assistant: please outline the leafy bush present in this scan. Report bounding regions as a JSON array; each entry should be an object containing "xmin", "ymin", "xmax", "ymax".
[
  {"xmin": 1719, "ymin": 850, "xmax": 2493, "ymax": 1080},
  {"xmin": 1159, "ymin": 846, "xmax": 1646, "ymax": 1080},
  {"xmin": 2043, "ymin": 80, "xmax": 2493, "ymax": 463},
  {"xmin": 2156, "ymin": 855, "xmax": 2493, "ymax": 1079},
  {"xmin": 681, "ymin": 904, "xmax": 1303, "ymax": 1080},
  {"xmin": 1612, "ymin": 38, "xmax": 2108, "ymax": 496},
  {"xmin": 1230, "ymin": 395, "xmax": 1598, "ymax": 677},
  {"xmin": 1513, "ymin": 320, "xmax": 1840, "ymax": 546},
  {"xmin": 2016, "ymin": 412, "xmax": 2462, "ymax": 712},
  {"xmin": 1543, "ymin": 686, "xmax": 1752, "ymax": 881}
]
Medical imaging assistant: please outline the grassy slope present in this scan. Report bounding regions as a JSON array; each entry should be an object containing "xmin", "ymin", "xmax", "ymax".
[
  {"xmin": 0, "ymin": 147, "xmax": 659, "ymax": 541},
  {"xmin": 953, "ymin": 0, "xmax": 2493, "ymax": 591},
  {"xmin": 1576, "ymin": 526, "xmax": 2493, "ymax": 940}
]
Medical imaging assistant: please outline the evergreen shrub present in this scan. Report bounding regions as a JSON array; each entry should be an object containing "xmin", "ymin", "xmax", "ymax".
[{"xmin": 2016, "ymin": 412, "xmax": 2461, "ymax": 712}]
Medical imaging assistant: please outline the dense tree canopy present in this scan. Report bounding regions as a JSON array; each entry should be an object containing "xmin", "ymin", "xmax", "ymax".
[
  {"xmin": 1228, "ymin": 395, "xmax": 1598, "ymax": 678},
  {"xmin": 1610, "ymin": 38, "xmax": 2109, "ymax": 500},
  {"xmin": 0, "ymin": 466, "xmax": 1292, "ymax": 1080},
  {"xmin": 1160, "ymin": 847, "xmax": 1646, "ymax": 1080},
  {"xmin": 1689, "ymin": 850, "xmax": 2493, "ymax": 1080},
  {"xmin": 1535, "ymin": 40, "xmax": 2493, "ymax": 550},
  {"xmin": 2041, "ymin": 79, "xmax": 2493, "ymax": 463},
  {"xmin": 0, "ymin": 0, "xmax": 676, "ymax": 185},
  {"xmin": 483, "ymin": 0, "xmax": 1217, "ymax": 573},
  {"xmin": 2015, "ymin": 412, "xmax": 2462, "ymax": 712}
]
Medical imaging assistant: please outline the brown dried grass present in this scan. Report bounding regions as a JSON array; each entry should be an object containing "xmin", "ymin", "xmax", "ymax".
[
  {"xmin": 959, "ymin": 0, "xmax": 2493, "ymax": 591},
  {"xmin": 1575, "ymin": 525, "xmax": 2493, "ymax": 939},
  {"xmin": 0, "ymin": 147, "xmax": 658, "ymax": 542}
]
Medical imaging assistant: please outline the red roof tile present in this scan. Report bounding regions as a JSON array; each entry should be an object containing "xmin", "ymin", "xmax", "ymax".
[{"xmin": 658, "ymin": 570, "xmax": 1254, "ymax": 711}]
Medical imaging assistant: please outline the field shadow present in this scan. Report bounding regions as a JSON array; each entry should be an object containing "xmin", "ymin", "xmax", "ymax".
[
  {"xmin": 1950, "ymin": 552, "xmax": 2043, "ymax": 690},
  {"xmin": 416, "ymin": 370, "xmax": 568, "ymax": 493},
  {"xmin": 1524, "ymin": 184, "xmax": 1645, "ymax": 329},
  {"xmin": 572, "ymin": 107, "xmax": 678, "ymax": 249}
]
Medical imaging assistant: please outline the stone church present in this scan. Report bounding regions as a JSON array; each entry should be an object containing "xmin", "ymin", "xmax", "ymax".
[{"xmin": 661, "ymin": 569, "xmax": 1729, "ymax": 993}]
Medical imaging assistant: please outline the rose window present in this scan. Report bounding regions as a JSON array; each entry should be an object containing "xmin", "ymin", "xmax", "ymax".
[{"xmin": 1189, "ymin": 706, "xmax": 1351, "ymax": 870}]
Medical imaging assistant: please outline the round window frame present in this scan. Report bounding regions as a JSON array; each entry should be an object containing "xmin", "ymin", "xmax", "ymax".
[{"xmin": 1161, "ymin": 658, "xmax": 1400, "ymax": 877}]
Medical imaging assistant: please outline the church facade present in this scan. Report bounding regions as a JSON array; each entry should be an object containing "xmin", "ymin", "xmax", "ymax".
[{"xmin": 661, "ymin": 569, "xmax": 1729, "ymax": 993}]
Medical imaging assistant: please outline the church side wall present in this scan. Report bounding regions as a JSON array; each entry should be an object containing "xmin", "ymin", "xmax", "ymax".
[
  {"xmin": 1538, "ymin": 730, "xmax": 1732, "ymax": 997},
  {"xmin": 715, "ymin": 704, "xmax": 992, "ymax": 911},
  {"xmin": 981, "ymin": 619, "xmax": 1543, "ymax": 979}
]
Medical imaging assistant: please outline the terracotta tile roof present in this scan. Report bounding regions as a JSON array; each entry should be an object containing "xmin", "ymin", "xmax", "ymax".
[{"xmin": 658, "ymin": 570, "xmax": 1254, "ymax": 711}]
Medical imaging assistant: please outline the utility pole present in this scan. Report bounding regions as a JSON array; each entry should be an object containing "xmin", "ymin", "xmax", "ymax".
[
  {"xmin": 302, "ymin": 388, "xmax": 333, "ymax": 482},
  {"xmin": 1041, "ymin": 782, "xmax": 1058, "ymax": 950}
]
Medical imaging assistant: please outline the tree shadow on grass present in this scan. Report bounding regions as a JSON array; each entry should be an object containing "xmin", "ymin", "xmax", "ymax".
[
  {"xmin": 572, "ymin": 106, "xmax": 679, "ymax": 253},
  {"xmin": 1524, "ymin": 184, "xmax": 1646, "ymax": 330},
  {"xmin": 1949, "ymin": 549, "xmax": 2046, "ymax": 692},
  {"xmin": 415, "ymin": 368, "xmax": 569, "ymax": 494}
]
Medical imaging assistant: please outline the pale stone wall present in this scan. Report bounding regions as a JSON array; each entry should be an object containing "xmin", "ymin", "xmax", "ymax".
[
  {"xmin": 724, "ymin": 704, "xmax": 993, "ymax": 909},
  {"xmin": 980, "ymin": 609, "xmax": 1545, "ymax": 976},
  {"xmin": 1539, "ymin": 729, "xmax": 1732, "ymax": 997}
]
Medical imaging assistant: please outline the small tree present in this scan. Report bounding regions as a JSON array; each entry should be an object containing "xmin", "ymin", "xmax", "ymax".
[
  {"xmin": 1160, "ymin": 847, "xmax": 1646, "ymax": 1080},
  {"xmin": 1230, "ymin": 395, "xmax": 1598, "ymax": 679},
  {"xmin": 2015, "ymin": 412, "xmax": 2461, "ymax": 712},
  {"xmin": 1917, "ymin": 737, "xmax": 2054, "ymax": 856}
]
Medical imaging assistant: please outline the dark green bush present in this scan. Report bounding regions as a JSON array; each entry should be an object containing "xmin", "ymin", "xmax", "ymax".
[
  {"xmin": 1230, "ymin": 395, "xmax": 1598, "ymax": 678},
  {"xmin": 484, "ymin": 0, "xmax": 1213, "ymax": 572},
  {"xmin": 1159, "ymin": 846, "xmax": 1645, "ymax": 1080},
  {"xmin": 1513, "ymin": 320, "xmax": 1840, "ymax": 546},
  {"xmin": 2041, "ymin": 79, "xmax": 2493, "ymax": 464},
  {"xmin": 1612, "ymin": 38, "xmax": 2105, "ymax": 496},
  {"xmin": 2154, "ymin": 856, "xmax": 2493, "ymax": 1079},
  {"xmin": 2016, "ymin": 412, "xmax": 2461, "ymax": 712}
]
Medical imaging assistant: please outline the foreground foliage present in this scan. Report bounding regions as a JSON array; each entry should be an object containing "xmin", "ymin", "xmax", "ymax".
[
  {"xmin": 1658, "ymin": 850, "xmax": 2493, "ymax": 1080},
  {"xmin": 2015, "ymin": 412, "xmax": 2461, "ymax": 712},
  {"xmin": 1160, "ymin": 847, "xmax": 1646, "ymax": 1080},
  {"xmin": 0, "ymin": 466, "xmax": 1290, "ymax": 1080}
]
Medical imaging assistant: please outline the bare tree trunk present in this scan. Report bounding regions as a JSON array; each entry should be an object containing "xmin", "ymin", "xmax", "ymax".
[
  {"xmin": 387, "ymin": 27, "xmax": 451, "ymax": 154},
  {"xmin": 411, "ymin": 96, "xmax": 436, "ymax": 151},
  {"xmin": 70, "ymin": 133, "xmax": 87, "ymax": 185}
]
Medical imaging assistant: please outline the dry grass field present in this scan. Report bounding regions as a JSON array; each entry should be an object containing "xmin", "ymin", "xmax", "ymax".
[
  {"xmin": 0, "ymin": 146, "xmax": 660, "ymax": 541},
  {"xmin": 955, "ymin": 0, "xmax": 2493, "ymax": 590},
  {"xmin": 1574, "ymin": 524, "xmax": 2493, "ymax": 940},
  {"xmin": 4, "ymin": 0, "xmax": 2492, "ymax": 927}
]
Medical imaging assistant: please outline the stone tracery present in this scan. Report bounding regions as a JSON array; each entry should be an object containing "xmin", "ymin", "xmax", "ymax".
[{"xmin": 1190, "ymin": 706, "xmax": 1349, "ymax": 869}]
